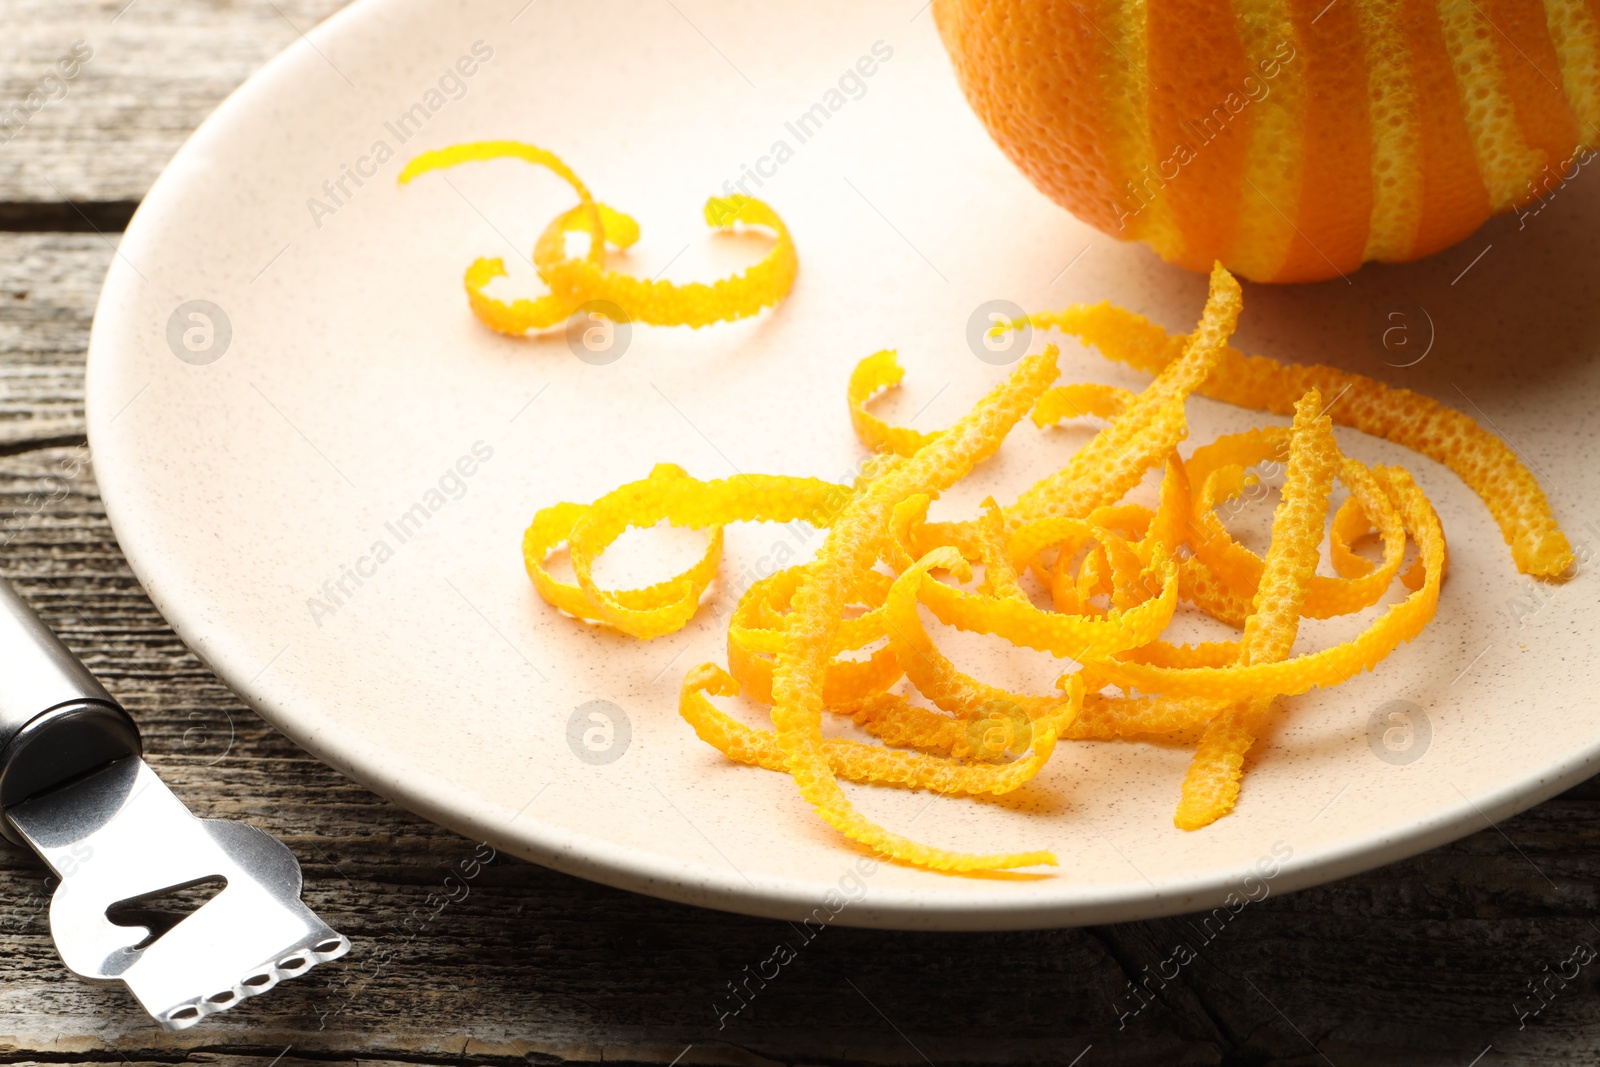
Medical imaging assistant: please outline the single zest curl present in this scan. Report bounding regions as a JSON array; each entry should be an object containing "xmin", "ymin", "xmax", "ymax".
[
  {"xmin": 536, "ymin": 193, "xmax": 797, "ymax": 328},
  {"xmin": 849, "ymin": 350, "xmax": 942, "ymax": 456},
  {"xmin": 523, "ymin": 465, "xmax": 848, "ymax": 640},
  {"xmin": 400, "ymin": 139, "xmax": 797, "ymax": 336},
  {"xmin": 463, "ymin": 204, "xmax": 641, "ymax": 333}
]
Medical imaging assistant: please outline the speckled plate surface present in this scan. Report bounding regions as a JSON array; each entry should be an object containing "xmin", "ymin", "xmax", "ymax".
[{"xmin": 85, "ymin": 0, "xmax": 1600, "ymax": 929}]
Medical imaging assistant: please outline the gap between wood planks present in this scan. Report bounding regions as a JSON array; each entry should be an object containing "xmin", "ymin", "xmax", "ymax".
[{"xmin": 0, "ymin": 200, "xmax": 137, "ymax": 232}]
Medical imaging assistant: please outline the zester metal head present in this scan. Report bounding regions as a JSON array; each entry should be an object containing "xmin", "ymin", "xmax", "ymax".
[{"xmin": 7, "ymin": 755, "xmax": 350, "ymax": 1028}]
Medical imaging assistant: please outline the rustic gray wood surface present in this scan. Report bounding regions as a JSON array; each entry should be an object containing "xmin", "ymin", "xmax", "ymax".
[{"xmin": 2, "ymin": 2, "xmax": 1599, "ymax": 1064}]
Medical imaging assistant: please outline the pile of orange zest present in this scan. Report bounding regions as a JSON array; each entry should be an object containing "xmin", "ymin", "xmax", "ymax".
[
  {"xmin": 399, "ymin": 139, "xmax": 796, "ymax": 336},
  {"xmin": 523, "ymin": 262, "xmax": 1565, "ymax": 871},
  {"xmin": 1010, "ymin": 303, "xmax": 1571, "ymax": 577}
]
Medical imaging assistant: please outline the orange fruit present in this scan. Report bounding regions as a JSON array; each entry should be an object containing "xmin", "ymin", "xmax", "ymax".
[{"xmin": 934, "ymin": 0, "xmax": 1599, "ymax": 282}]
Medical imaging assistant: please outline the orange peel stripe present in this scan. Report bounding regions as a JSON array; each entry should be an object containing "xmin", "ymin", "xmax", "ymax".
[
  {"xmin": 848, "ymin": 350, "xmax": 941, "ymax": 457},
  {"xmin": 680, "ymin": 664, "xmax": 1075, "ymax": 797},
  {"xmin": 1270, "ymin": 0, "xmax": 1373, "ymax": 280},
  {"xmin": 1399, "ymin": 0, "xmax": 1495, "ymax": 257},
  {"xmin": 1438, "ymin": 0, "xmax": 1545, "ymax": 212},
  {"xmin": 1228, "ymin": 0, "xmax": 1309, "ymax": 282},
  {"xmin": 1086, "ymin": 464, "xmax": 1446, "ymax": 702},
  {"xmin": 1478, "ymin": 0, "xmax": 1581, "ymax": 199},
  {"xmin": 1030, "ymin": 382, "xmax": 1136, "ymax": 427},
  {"xmin": 1187, "ymin": 432, "xmax": 1410, "ymax": 617},
  {"xmin": 727, "ymin": 637, "xmax": 903, "ymax": 710},
  {"xmin": 1178, "ymin": 553, "xmax": 1257, "ymax": 628},
  {"xmin": 1144, "ymin": 0, "xmax": 1255, "ymax": 272},
  {"xmin": 401, "ymin": 140, "xmax": 796, "ymax": 334},
  {"xmin": 1175, "ymin": 389, "xmax": 1340, "ymax": 829},
  {"xmin": 1009, "ymin": 264, "xmax": 1244, "ymax": 526},
  {"xmin": 536, "ymin": 194, "xmax": 796, "ymax": 328},
  {"xmin": 1544, "ymin": 0, "xmax": 1600, "ymax": 142},
  {"xmin": 917, "ymin": 541, "xmax": 1177, "ymax": 659},
  {"xmin": 462, "ymin": 204, "xmax": 640, "ymax": 334},
  {"xmin": 1066, "ymin": 692, "xmax": 1230, "ymax": 739},
  {"xmin": 847, "ymin": 695, "xmax": 1014, "ymax": 760},
  {"xmin": 885, "ymin": 545, "xmax": 1075, "ymax": 721},
  {"xmin": 523, "ymin": 466, "xmax": 850, "ymax": 640}
]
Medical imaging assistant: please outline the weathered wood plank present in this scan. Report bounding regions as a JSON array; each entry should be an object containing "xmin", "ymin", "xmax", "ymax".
[
  {"xmin": 0, "ymin": 234, "xmax": 108, "ymax": 449},
  {"xmin": 0, "ymin": 0, "xmax": 348, "ymax": 206}
]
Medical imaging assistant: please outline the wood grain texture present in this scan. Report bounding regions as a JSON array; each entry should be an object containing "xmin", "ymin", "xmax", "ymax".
[
  {"xmin": 2, "ymin": 5, "xmax": 1600, "ymax": 1065},
  {"xmin": 0, "ymin": 0, "xmax": 348, "ymax": 206}
]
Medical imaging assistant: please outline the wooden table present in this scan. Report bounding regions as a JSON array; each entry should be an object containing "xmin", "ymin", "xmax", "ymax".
[{"xmin": 3, "ymin": 3, "xmax": 1598, "ymax": 1064}]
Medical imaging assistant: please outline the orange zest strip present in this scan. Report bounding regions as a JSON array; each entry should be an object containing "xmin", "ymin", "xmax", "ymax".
[
  {"xmin": 1175, "ymin": 389, "xmax": 1341, "ymax": 830},
  {"xmin": 401, "ymin": 140, "xmax": 797, "ymax": 335},
  {"xmin": 1085, "ymin": 463, "xmax": 1445, "ymax": 704},
  {"xmin": 848, "ymin": 350, "xmax": 942, "ymax": 456},
  {"xmin": 536, "ymin": 192, "xmax": 797, "ymax": 328},
  {"xmin": 1186, "ymin": 430, "xmax": 1409, "ymax": 618},
  {"xmin": 523, "ymin": 465, "xmax": 848, "ymax": 640}
]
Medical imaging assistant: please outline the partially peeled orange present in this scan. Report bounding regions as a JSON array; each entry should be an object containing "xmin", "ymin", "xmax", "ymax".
[{"xmin": 934, "ymin": 0, "xmax": 1599, "ymax": 282}]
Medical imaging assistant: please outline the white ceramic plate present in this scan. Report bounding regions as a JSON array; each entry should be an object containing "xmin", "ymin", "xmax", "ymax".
[{"xmin": 86, "ymin": 0, "xmax": 1600, "ymax": 930}]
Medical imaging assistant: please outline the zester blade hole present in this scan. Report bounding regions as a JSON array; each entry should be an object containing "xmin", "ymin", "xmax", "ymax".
[
  {"xmin": 207, "ymin": 990, "xmax": 235, "ymax": 1004},
  {"xmin": 106, "ymin": 875, "xmax": 228, "ymax": 950},
  {"xmin": 169, "ymin": 1007, "xmax": 199, "ymax": 1021},
  {"xmin": 243, "ymin": 974, "xmax": 272, "ymax": 987},
  {"xmin": 314, "ymin": 939, "xmax": 342, "ymax": 953}
]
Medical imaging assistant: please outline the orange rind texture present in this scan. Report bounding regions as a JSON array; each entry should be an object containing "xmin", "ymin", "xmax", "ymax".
[{"xmin": 521, "ymin": 264, "xmax": 1565, "ymax": 874}]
